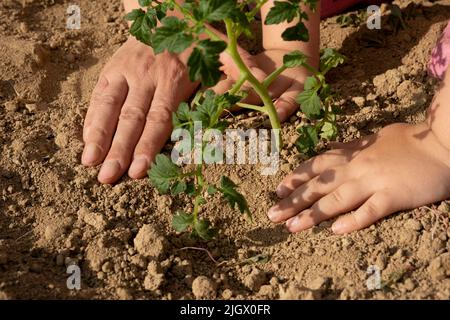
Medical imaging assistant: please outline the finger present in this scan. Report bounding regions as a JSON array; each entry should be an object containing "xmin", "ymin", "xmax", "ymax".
[
  {"xmin": 273, "ymin": 82, "xmax": 304, "ymax": 122},
  {"xmin": 276, "ymin": 149, "xmax": 353, "ymax": 198},
  {"xmin": 268, "ymin": 166, "xmax": 349, "ymax": 223},
  {"xmin": 211, "ymin": 78, "xmax": 234, "ymax": 96},
  {"xmin": 98, "ymin": 84, "xmax": 155, "ymax": 183},
  {"xmin": 128, "ymin": 82, "xmax": 177, "ymax": 179},
  {"xmin": 332, "ymin": 191, "xmax": 397, "ymax": 234},
  {"xmin": 286, "ymin": 179, "xmax": 373, "ymax": 233},
  {"xmin": 82, "ymin": 74, "xmax": 128, "ymax": 166}
]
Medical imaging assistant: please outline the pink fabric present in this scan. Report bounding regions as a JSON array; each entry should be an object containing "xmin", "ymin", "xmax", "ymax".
[
  {"xmin": 428, "ymin": 22, "xmax": 450, "ymax": 80},
  {"xmin": 321, "ymin": 0, "xmax": 390, "ymax": 19}
]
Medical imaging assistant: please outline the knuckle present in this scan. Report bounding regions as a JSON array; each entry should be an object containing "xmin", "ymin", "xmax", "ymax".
[
  {"xmin": 86, "ymin": 125, "xmax": 108, "ymax": 142},
  {"xmin": 146, "ymin": 106, "xmax": 172, "ymax": 124},
  {"xmin": 363, "ymin": 201, "xmax": 380, "ymax": 220},
  {"xmin": 330, "ymin": 189, "xmax": 345, "ymax": 205},
  {"xmin": 278, "ymin": 94, "xmax": 298, "ymax": 107},
  {"xmin": 119, "ymin": 106, "xmax": 147, "ymax": 123}
]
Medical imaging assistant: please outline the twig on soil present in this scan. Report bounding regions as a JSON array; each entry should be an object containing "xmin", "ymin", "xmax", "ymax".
[
  {"xmin": 15, "ymin": 229, "xmax": 33, "ymax": 242},
  {"xmin": 177, "ymin": 247, "xmax": 228, "ymax": 266}
]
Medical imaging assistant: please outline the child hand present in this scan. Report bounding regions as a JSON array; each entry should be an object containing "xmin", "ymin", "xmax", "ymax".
[
  {"xmin": 82, "ymin": 37, "xmax": 198, "ymax": 183},
  {"xmin": 269, "ymin": 122, "xmax": 450, "ymax": 234}
]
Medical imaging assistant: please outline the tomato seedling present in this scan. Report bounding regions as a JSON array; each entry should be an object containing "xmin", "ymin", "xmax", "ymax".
[{"xmin": 126, "ymin": 0, "xmax": 344, "ymax": 240}]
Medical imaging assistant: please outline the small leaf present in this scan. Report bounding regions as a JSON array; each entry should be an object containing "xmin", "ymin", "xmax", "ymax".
[
  {"xmin": 194, "ymin": 219, "xmax": 217, "ymax": 241},
  {"xmin": 173, "ymin": 212, "xmax": 194, "ymax": 233},
  {"xmin": 152, "ymin": 16, "xmax": 194, "ymax": 54},
  {"xmin": 148, "ymin": 154, "xmax": 182, "ymax": 194},
  {"xmin": 171, "ymin": 180, "xmax": 187, "ymax": 195},
  {"xmin": 265, "ymin": 1, "xmax": 299, "ymax": 25},
  {"xmin": 320, "ymin": 121, "xmax": 338, "ymax": 140},
  {"xmin": 241, "ymin": 254, "xmax": 270, "ymax": 265},
  {"xmin": 283, "ymin": 50, "xmax": 308, "ymax": 68},
  {"xmin": 303, "ymin": 76, "xmax": 320, "ymax": 91},
  {"xmin": 194, "ymin": 0, "xmax": 237, "ymax": 22},
  {"xmin": 207, "ymin": 185, "xmax": 218, "ymax": 195},
  {"xmin": 138, "ymin": 0, "xmax": 152, "ymax": 7},
  {"xmin": 187, "ymin": 40, "xmax": 227, "ymax": 87},
  {"xmin": 219, "ymin": 176, "xmax": 251, "ymax": 220},
  {"xmin": 125, "ymin": 9, "xmax": 145, "ymax": 21},
  {"xmin": 282, "ymin": 22, "xmax": 309, "ymax": 42},
  {"xmin": 320, "ymin": 48, "xmax": 345, "ymax": 74},
  {"xmin": 128, "ymin": 10, "xmax": 153, "ymax": 46},
  {"xmin": 296, "ymin": 126, "xmax": 319, "ymax": 156},
  {"xmin": 185, "ymin": 182, "xmax": 196, "ymax": 196},
  {"xmin": 297, "ymin": 89, "xmax": 321, "ymax": 119}
]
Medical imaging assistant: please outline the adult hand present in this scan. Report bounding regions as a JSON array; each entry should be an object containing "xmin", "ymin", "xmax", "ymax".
[
  {"xmin": 269, "ymin": 122, "xmax": 450, "ymax": 234},
  {"xmin": 82, "ymin": 37, "xmax": 198, "ymax": 184}
]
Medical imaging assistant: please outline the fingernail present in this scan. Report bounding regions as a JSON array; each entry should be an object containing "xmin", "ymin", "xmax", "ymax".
[
  {"xmin": 286, "ymin": 216, "xmax": 299, "ymax": 230},
  {"xmin": 129, "ymin": 156, "xmax": 149, "ymax": 178},
  {"xmin": 82, "ymin": 143, "xmax": 102, "ymax": 165},
  {"xmin": 276, "ymin": 185, "xmax": 290, "ymax": 198},
  {"xmin": 268, "ymin": 206, "xmax": 279, "ymax": 221},
  {"xmin": 332, "ymin": 220, "xmax": 345, "ymax": 234},
  {"xmin": 98, "ymin": 160, "xmax": 121, "ymax": 183}
]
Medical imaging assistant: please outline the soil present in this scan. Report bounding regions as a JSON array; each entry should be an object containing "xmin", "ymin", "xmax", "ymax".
[{"xmin": 1, "ymin": 0, "xmax": 450, "ymax": 300}]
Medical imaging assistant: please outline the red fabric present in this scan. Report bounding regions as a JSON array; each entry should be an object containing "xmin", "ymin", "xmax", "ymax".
[{"xmin": 321, "ymin": 0, "xmax": 391, "ymax": 19}]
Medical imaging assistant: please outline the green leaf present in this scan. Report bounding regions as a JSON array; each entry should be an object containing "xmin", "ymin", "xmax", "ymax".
[
  {"xmin": 148, "ymin": 154, "xmax": 182, "ymax": 194},
  {"xmin": 297, "ymin": 89, "xmax": 321, "ymax": 119},
  {"xmin": 283, "ymin": 50, "xmax": 308, "ymax": 68},
  {"xmin": 241, "ymin": 254, "xmax": 270, "ymax": 265},
  {"xmin": 320, "ymin": 48, "xmax": 345, "ymax": 74},
  {"xmin": 296, "ymin": 126, "xmax": 319, "ymax": 156},
  {"xmin": 186, "ymin": 182, "xmax": 196, "ymax": 196},
  {"xmin": 127, "ymin": 9, "xmax": 154, "ymax": 46},
  {"xmin": 173, "ymin": 212, "xmax": 194, "ymax": 233},
  {"xmin": 187, "ymin": 40, "xmax": 227, "ymax": 87},
  {"xmin": 265, "ymin": 1, "xmax": 299, "ymax": 25},
  {"xmin": 138, "ymin": 0, "xmax": 152, "ymax": 7},
  {"xmin": 219, "ymin": 176, "xmax": 251, "ymax": 220},
  {"xmin": 207, "ymin": 185, "xmax": 218, "ymax": 195},
  {"xmin": 194, "ymin": 0, "xmax": 237, "ymax": 22},
  {"xmin": 194, "ymin": 219, "xmax": 217, "ymax": 241},
  {"xmin": 320, "ymin": 121, "xmax": 338, "ymax": 140},
  {"xmin": 173, "ymin": 102, "xmax": 191, "ymax": 128},
  {"xmin": 303, "ymin": 76, "xmax": 320, "ymax": 91},
  {"xmin": 282, "ymin": 22, "xmax": 309, "ymax": 42},
  {"xmin": 152, "ymin": 16, "xmax": 194, "ymax": 54},
  {"xmin": 171, "ymin": 180, "xmax": 187, "ymax": 195},
  {"xmin": 125, "ymin": 8, "xmax": 145, "ymax": 21}
]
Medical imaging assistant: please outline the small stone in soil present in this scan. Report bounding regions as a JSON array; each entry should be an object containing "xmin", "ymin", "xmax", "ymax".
[
  {"xmin": 192, "ymin": 276, "xmax": 217, "ymax": 299},
  {"xmin": 133, "ymin": 224, "xmax": 166, "ymax": 259}
]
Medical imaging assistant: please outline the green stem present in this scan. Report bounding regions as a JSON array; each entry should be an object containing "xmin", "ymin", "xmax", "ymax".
[
  {"xmin": 192, "ymin": 163, "xmax": 204, "ymax": 222},
  {"xmin": 247, "ymin": 0, "xmax": 269, "ymax": 21},
  {"xmin": 236, "ymin": 102, "xmax": 264, "ymax": 112},
  {"xmin": 229, "ymin": 75, "xmax": 247, "ymax": 95},
  {"xmin": 263, "ymin": 65, "xmax": 287, "ymax": 88},
  {"xmin": 224, "ymin": 19, "xmax": 282, "ymax": 147}
]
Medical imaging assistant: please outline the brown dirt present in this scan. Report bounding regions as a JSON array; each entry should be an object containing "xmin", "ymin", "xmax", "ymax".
[{"xmin": 1, "ymin": 0, "xmax": 450, "ymax": 300}]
